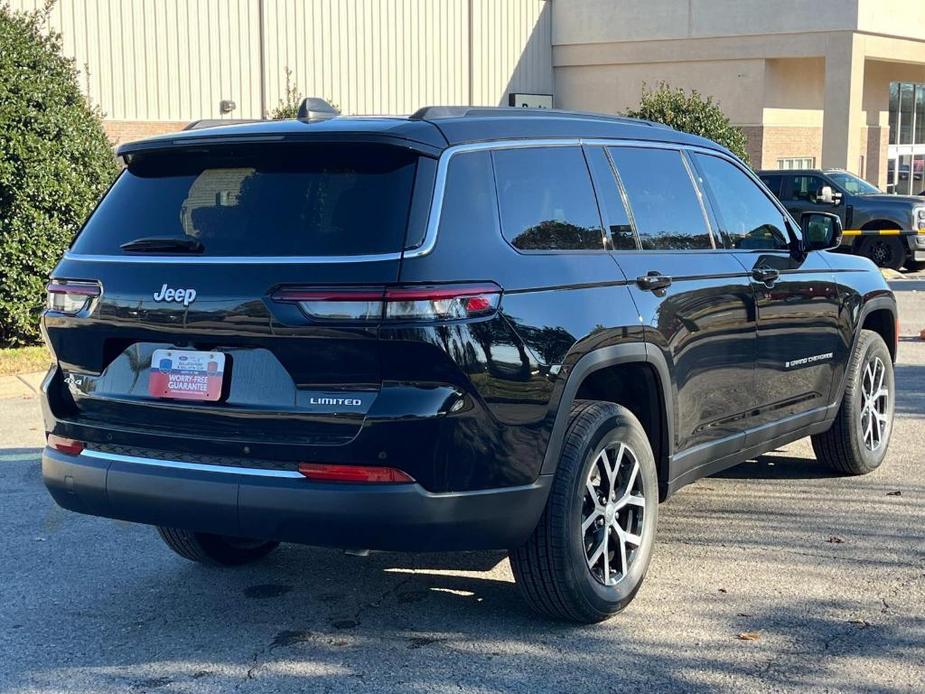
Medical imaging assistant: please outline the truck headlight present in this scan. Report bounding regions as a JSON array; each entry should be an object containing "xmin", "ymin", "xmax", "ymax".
[{"xmin": 916, "ymin": 207, "xmax": 925, "ymax": 230}]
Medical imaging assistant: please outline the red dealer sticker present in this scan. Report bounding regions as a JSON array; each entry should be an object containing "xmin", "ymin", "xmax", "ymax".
[{"xmin": 148, "ymin": 349, "xmax": 225, "ymax": 402}]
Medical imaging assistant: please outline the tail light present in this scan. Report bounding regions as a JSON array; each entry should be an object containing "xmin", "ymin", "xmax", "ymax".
[
  {"xmin": 298, "ymin": 463, "xmax": 414, "ymax": 483},
  {"xmin": 273, "ymin": 283, "xmax": 501, "ymax": 322},
  {"xmin": 47, "ymin": 434, "xmax": 85, "ymax": 456},
  {"xmin": 46, "ymin": 280, "xmax": 100, "ymax": 315}
]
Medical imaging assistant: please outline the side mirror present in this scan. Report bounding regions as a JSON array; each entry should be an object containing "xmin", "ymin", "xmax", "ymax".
[
  {"xmin": 801, "ymin": 212, "xmax": 843, "ymax": 251},
  {"xmin": 816, "ymin": 185, "xmax": 835, "ymax": 205}
]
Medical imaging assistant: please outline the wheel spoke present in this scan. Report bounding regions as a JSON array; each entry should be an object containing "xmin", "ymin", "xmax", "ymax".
[
  {"xmin": 587, "ymin": 535, "xmax": 605, "ymax": 570},
  {"xmin": 586, "ymin": 479, "xmax": 603, "ymax": 510},
  {"xmin": 874, "ymin": 359, "xmax": 885, "ymax": 395},
  {"xmin": 616, "ymin": 527, "xmax": 628, "ymax": 578},
  {"xmin": 582, "ymin": 509, "xmax": 602, "ymax": 533},
  {"xmin": 624, "ymin": 531, "xmax": 642, "ymax": 548},
  {"xmin": 601, "ymin": 531, "xmax": 610, "ymax": 582}
]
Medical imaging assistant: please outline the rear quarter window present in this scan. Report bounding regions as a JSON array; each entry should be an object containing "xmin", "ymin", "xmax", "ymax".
[
  {"xmin": 492, "ymin": 146, "xmax": 605, "ymax": 251},
  {"xmin": 71, "ymin": 143, "xmax": 419, "ymax": 257}
]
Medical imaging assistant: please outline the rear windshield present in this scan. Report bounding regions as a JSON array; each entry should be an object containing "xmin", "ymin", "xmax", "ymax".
[{"xmin": 71, "ymin": 143, "xmax": 419, "ymax": 257}]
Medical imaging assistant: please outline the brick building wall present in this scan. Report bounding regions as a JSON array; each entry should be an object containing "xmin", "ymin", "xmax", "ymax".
[{"xmin": 103, "ymin": 120, "xmax": 194, "ymax": 146}]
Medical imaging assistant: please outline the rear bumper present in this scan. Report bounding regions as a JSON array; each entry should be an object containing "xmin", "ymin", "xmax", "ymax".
[{"xmin": 42, "ymin": 447, "xmax": 551, "ymax": 551}]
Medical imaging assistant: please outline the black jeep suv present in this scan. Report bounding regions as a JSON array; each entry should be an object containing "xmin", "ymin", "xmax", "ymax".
[{"xmin": 41, "ymin": 105, "xmax": 897, "ymax": 623}]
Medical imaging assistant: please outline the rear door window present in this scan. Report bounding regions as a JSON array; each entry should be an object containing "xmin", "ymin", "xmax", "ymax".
[
  {"xmin": 584, "ymin": 146, "xmax": 638, "ymax": 250},
  {"xmin": 71, "ymin": 144, "xmax": 419, "ymax": 257},
  {"xmin": 492, "ymin": 146, "xmax": 605, "ymax": 251},
  {"xmin": 607, "ymin": 147, "xmax": 713, "ymax": 250}
]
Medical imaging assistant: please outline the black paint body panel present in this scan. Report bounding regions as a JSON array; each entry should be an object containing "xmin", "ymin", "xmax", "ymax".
[{"xmin": 40, "ymin": 111, "xmax": 897, "ymax": 550}]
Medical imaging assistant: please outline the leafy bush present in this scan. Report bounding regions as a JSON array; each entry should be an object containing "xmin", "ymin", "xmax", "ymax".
[
  {"xmin": 271, "ymin": 68, "xmax": 339, "ymax": 120},
  {"xmin": 624, "ymin": 82, "xmax": 750, "ymax": 164},
  {"xmin": 0, "ymin": 3, "xmax": 118, "ymax": 346}
]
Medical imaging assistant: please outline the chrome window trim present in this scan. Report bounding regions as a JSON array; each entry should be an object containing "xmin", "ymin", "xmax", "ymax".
[
  {"xmin": 81, "ymin": 448, "xmax": 304, "ymax": 479},
  {"xmin": 64, "ymin": 137, "xmax": 733, "ymax": 265}
]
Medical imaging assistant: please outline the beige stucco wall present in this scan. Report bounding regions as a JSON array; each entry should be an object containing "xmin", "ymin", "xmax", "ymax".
[
  {"xmin": 856, "ymin": 0, "xmax": 925, "ymax": 41},
  {"xmin": 553, "ymin": 0, "xmax": 862, "ymax": 46},
  {"xmin": 554, "ymin": 0, "xmax": 925, "ymax": 46},
  {"xmin": 555, "ymin": 59, "xmax": 765, "ymax": 124}
]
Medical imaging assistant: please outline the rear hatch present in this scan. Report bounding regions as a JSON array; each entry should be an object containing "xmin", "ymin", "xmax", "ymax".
[{"xmin": 44, "ymin": 140, "xmax": 427, "ymax": 450}]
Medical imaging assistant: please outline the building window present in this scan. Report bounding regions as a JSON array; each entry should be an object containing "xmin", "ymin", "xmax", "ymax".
[
  {"xmin": 777, "ymin": 157, "xmax": 815, "ymax": 170},
  {"xmin": 888, "ymin": 81, "xmax": 925, "ymax": 194}
]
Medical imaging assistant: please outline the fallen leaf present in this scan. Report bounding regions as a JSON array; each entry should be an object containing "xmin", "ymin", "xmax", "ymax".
[
  {"xmin": 886, "ymin": 490, "xmax": 902, "ymax": 496},
  {"xmin": 737, "ymin": 631, "xmax": 761, "ymax": 641},
  {"xmin": 826, "ymin": 536, "xmax": 844, "ymax": 544},
  {"xmin": 718, "ymin": 588, "xmax": 727, "ymax": 594},
  {"xmin": 736, "ymin": 612, "xmax": 752, "ymax": 617}
]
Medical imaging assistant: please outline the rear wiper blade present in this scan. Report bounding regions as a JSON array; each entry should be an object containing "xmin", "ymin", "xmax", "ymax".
[{"xmin": 120, "ymin": 237, "xmax": 205, "ymax": 254}]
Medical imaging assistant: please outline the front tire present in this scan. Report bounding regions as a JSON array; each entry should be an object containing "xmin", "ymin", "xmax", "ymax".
[
  {"xmin": 811, "ymin": 330, "xmax": 895, "ymax": 475},
  {"xmin": 860, "ymin": 236, "xmax": 904, "ymax": 270},
  {"xmin": 157, "ymin": 527, "xmax": 280, "ymax": 566},
  {"xmin": 510, "ymin": 401, "xmax": 658, "ymax": 623}
]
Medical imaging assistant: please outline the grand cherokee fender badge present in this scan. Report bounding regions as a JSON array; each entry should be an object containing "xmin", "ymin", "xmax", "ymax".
[
  {"xmin": 785, "ymin": 352, "xmax": 834, "ymax": 369},
  {"xmin": 153, "ymin": 283, "xmax": 197, "ymax": 306}
]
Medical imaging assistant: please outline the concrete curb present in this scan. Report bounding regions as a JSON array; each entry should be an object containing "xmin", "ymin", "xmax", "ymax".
[{"xmin": 0, "ymin": 371, "xmax": 45, "ymax": 400}]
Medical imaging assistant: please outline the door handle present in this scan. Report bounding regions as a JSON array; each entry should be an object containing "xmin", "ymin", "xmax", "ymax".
[
  {"xmin": 636, "ymin": 271, "xmax": 672, "ymax": 291},
  {"xmin": 752, "ymin": 266, "xmax": 780, "ymax": 284}
]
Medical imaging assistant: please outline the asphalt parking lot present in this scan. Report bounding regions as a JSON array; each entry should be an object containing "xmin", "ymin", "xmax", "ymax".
[{"xmin": 1, "ymin": 287, "xmax": 923, "ymax": 694}]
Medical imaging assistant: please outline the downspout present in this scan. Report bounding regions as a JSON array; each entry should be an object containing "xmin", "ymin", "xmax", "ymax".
[
  {"xmin": 468, "ymin": 0, "xmax": 474, "ymax": 106},
  {"xmin": 258, "ymin": 0, "xmax": 268, "ymax": 118}
]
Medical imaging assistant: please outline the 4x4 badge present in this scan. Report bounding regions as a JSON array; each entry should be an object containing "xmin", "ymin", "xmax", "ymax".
[{"xmin": 153, "ymin": 283, "xmax": 197, "ymax": 306}]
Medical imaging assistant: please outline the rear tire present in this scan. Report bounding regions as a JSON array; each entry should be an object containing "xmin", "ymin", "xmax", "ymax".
[
  {"xmin": 811, "ymin": 330, "xmax": 895, "ymax": 475},
  {"xmin": 510, "ymin": 401, "xmax": 658, "ymax": 623},
  {"xmin": 860, "ymin": 236, "xmax": 904, "ymax": 270},
  {"xmin": 157, "ymin": 527, "xmax": 280, "ymax": 566}
]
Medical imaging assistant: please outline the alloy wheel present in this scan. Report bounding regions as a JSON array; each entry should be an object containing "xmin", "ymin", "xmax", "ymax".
[
  {"xmin": 860, "ymin": 356, "xmax": 889, "ymax": 451},
  {"xmin": 582, "ymin": 442, "xmax": 646, "ymax": 586}
]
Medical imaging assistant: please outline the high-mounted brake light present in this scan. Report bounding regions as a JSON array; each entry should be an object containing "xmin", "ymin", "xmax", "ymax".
[
  {"xmin": 273, "ymin": 283, "xmax": 502, "ymax": 322},
  {"xmin": 46, "ymin": 280, "xmax": 101, "ymax": 315},
  {"xmin": 298, "ymin": 463, "xmax": 415, "ymax": 483},
  {"xmin": 47, "ymin": 434, "xmax": 85, "ymax": 456}
]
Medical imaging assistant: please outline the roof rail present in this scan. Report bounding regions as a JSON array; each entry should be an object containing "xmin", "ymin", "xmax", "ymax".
[
  {"xmin": 297, "ymin": 97, "xmax": 340, "ymax": 121},
  {"xmin": 409, "ymin": 105, "xmax": 660, "ymax": 127}
]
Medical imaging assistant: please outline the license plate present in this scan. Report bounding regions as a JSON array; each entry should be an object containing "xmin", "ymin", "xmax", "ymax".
[{"xmin": 148, "ymin": 349, "xmax": 225, "ymax": 401}]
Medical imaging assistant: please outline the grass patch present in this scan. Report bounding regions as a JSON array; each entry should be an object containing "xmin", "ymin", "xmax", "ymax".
[{"xmin": 0, "ymin": 345, "xmax": 51, "ymax": 376}]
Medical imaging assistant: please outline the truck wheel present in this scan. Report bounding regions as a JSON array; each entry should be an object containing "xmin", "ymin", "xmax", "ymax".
[
  {"xmin": 811, "ymin": 330, "xmax": 895, "ymax": 475},
  {"xmin": 860, "ymin": 236, "xmax": 904, "ymax": 270},
  {"xmin": 157, "ymin": 527, "xmax": 280, "ymax": 566},
  {"xmin": 510, "ymin": 401, "xmax": 658, "ymax": 623}
]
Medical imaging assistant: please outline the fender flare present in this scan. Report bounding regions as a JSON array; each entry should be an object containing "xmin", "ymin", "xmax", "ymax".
[
  {"xmin": 829, "ymin": 295, "xmax": 897, "ymax": 411},
  {"xmin": 540, "ymin": 342, "xmax": 674, "ymax": 477}
]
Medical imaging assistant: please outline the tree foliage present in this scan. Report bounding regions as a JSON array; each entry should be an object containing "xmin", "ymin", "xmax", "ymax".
[
  {"xmin": 624, "ymin": 82, "xmax": 750, "ymax": 164},
  {"xmin": 0, "ymin": 3, "xmax": 118, "ymax": 345}
]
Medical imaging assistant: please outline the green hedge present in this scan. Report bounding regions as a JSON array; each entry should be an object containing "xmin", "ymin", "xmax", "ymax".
[
  {"xmin": 624, "ymin": 82, "xmax": 751, "ymax": 164},
  {"xmin": 0, "ymin": 4, "xmax": 118, "ymax": 346}
]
